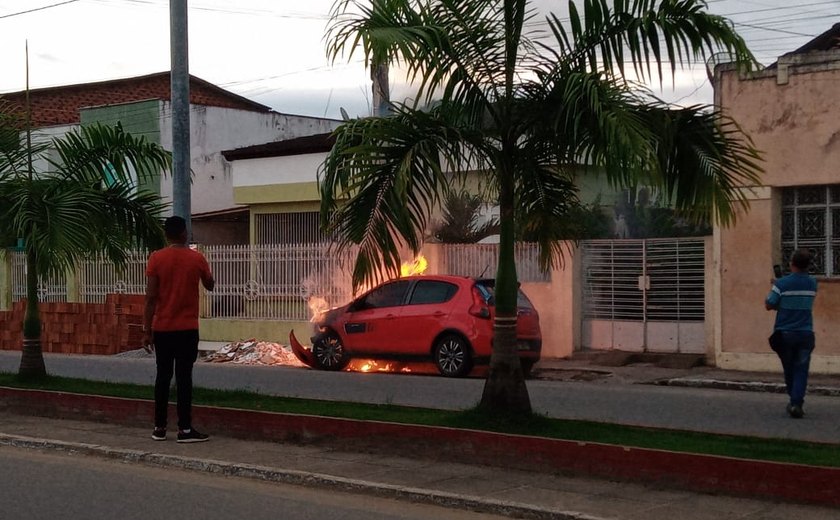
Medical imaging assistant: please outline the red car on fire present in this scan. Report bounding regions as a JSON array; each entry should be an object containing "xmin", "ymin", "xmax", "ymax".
[{"xmin": 289, "ymin": 275, "xmax": 541, "ymax": 377}]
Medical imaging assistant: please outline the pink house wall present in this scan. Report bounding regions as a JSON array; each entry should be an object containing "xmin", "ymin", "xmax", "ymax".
[{"xmin": 713, "ymin": 52, "xmax": 840, "ymax": 372}]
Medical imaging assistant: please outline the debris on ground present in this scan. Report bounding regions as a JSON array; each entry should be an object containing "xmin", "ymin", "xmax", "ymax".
[{"xmin": 203, "ymin": 339, "xmax": 305, "ymax": 367}]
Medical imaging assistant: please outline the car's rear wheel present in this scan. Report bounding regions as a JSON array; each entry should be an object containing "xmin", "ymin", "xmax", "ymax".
[
  {"xmin": 311, "ymin": 332, "xmax": 350, "ymax": 371},
  {"xmin": 434, "ymin": 334, "xmax": 472, "ymax": 377}
]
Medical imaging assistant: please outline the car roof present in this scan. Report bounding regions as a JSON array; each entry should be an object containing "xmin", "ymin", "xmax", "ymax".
[{"xmin": 392, "ymin": 274, "xmax": 475, "ymax": 285}]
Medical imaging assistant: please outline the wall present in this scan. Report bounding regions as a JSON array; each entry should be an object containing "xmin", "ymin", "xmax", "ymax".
[
  {"xmin": 713, "ymin": 52, "xmax": 840, "ymax": 373},
  {"xmin": 0, "ymin": 294, "xmax": 144, "ymax": 355},
  {"xmin": 520, "ymin": 246, "xmax": 580, "ymax": 359}
]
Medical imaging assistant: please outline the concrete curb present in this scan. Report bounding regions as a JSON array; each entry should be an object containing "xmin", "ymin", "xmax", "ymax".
[
  {"xmin": 654, "ymin": 378, "xmax": 840, "ymax": 396},
  {"xmin": 0, "ymin": 433, "xmax": 602, "ymax": 520},
  {"xmin": 3, "ymin": 387, "xmax": 840, "ymax": 507}
]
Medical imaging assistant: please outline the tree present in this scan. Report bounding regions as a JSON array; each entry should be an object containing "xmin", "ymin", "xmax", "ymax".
[
  {"xmin": 322, "ymin": 0, "xmax": 763, "ymax": 413},
  {"xmin": 432, "ymin": 190, "xmax": 499, "ymax": 243},
  {"xmin": 0, "ymin": 104, "xmax": 171, "ymax": 379}
]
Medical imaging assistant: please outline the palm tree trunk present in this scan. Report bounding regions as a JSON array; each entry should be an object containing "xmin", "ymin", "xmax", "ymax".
[
  {"xmin": 19, "ymin": 249, "xmax": 46, "ymax": 379},
  {"xmin": 479, "ymin": 167, "xmax": 531, "ymax": 414}
]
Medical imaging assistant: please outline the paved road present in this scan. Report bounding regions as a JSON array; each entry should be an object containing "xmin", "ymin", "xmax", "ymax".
[
  {"xmin": 2, "ymin": 351, "xmax": 839, "ymax": 443},
  {"xmin": 0, "ymin": 446, "xmax": 507, "ymax": 520}
]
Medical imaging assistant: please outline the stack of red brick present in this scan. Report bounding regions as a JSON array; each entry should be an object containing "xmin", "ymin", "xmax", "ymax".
[{"xmin": 0, "ymin": 294, "xmax": 144, "ymax": 355}]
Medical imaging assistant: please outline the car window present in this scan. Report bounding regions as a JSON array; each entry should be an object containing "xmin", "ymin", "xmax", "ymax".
[
  {"xmin": 360, "ymin": 280, "xmax": 410, "ymax": 309},
  {"xmin": 474, "ymin": 281, "xmax": 533, "ymax": 308},
  {"xmin": 517, "ymin": 289, "xmax": 535, "ymax": 309},
  {"xmin": 408, "ymin": 280, "xmax": 458, "ymax": 305}
]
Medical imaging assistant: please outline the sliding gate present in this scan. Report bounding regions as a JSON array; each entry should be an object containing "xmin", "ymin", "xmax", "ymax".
[{"xmin": 581, "ymin": 238, "xmax": 706, "ymax": 353}]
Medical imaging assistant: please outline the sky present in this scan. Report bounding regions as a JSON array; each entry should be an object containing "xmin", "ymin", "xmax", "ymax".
[{"xmin": 0, "ymin": 0, "xmax": 837, "ymax": 120}]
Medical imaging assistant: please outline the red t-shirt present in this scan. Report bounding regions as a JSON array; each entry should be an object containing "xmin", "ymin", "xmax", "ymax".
[{"xmin": 146, "ymin": 246, "xmax": 212, "ymax": 332}]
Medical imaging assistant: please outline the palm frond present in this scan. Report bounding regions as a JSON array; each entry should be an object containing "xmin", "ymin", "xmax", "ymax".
[
  {"xmin": 49, "ymin": 123, "xmax": 171, "ymax": 185},
  {"xmin": 320, "ymin": 104, "xmax": 484, "ymax": 290},
  {"xmin": 0, "ymin": 117, "xmax": 170, "ymax": 280},
  {"xmin": 524, "ymin": 68, "xmax": 652, "ymax": 186},
  {"xmin": 512, "ymin": 139, "xmax": 582, "ymax": 270},
  {"xmin": 635, "ymin": 103, "xmax": 763, "ymax": 226},
  {"xmin": 547, "ymin": 0, "xmax": 756, "ymax": 85}
]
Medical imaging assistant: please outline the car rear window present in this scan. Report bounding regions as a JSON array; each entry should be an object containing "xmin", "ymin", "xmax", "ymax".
[
  {"xmin": 474, "ymin": 281, "xmax": 534, "ymax": 309},
  {"xmin": 408, "ymin": 280, "xmax": 458, "ymax": 305}
]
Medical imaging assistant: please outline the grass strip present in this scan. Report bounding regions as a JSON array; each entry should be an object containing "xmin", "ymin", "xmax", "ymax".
[{"xmin": 1, "ymin": 372, "xmax": 838, "ymax": 468}]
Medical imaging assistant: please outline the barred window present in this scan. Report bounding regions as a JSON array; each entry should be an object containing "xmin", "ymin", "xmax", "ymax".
[
  {"xmin": 781, "ymin": 185, "xmax": 840, "ymax": 277},
  {"xmin": 254, "ymin": 212, "xmax": 328, "ymax": 245}
]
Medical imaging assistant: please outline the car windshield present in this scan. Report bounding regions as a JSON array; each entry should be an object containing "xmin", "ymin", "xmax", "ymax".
[{"xmin": 474, "ymin": 280, "xmax": 534, "ymax": 309}]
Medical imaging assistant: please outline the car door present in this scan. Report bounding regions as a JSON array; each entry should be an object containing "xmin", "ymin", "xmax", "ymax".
[
  {"xmin": 341, "ymin": 280, "xmax": 411, "ymax": 354},
  {"xmin": 393, "ymin": 280, "xmax": 459, "ymax": 355}
]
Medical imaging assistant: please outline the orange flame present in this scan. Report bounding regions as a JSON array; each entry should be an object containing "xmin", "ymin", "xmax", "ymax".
[
  {"xmin": 347, "ymin": 359, "xmax": 412, "ymax": 373},
  {"xmin": 400, "ymin": 255, "xmax": 428, "ymax": 277}
]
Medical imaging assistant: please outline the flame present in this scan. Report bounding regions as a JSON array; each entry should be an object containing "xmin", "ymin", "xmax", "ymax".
[
  {"xmin": 347, "ymin": 359, "xmax": 412, "ymax": 373},
  {"xmin": 308, "ymin": 296, "xmax": 329, "ymax": 322},
  {"xmin": 400, "ymin": 255, "xmax": 428, "ymax": 277}
]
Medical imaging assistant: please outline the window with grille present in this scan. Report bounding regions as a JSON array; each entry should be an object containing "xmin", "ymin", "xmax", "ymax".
[
  {"xmin": 254, "ymin": 212, "xmax": 328, "ymax": 245},
  {"xmin": 781, "ymin": 185, "xmax": 840, "ymax": 277}
]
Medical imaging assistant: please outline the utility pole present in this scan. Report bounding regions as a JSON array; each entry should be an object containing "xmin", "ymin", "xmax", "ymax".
[{"xmin": 170, "ymin": 0, "xmax": 191, "ymax": 236}]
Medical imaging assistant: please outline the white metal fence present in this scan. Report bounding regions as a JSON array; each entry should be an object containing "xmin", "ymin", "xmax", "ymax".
[
  {"xmin": 202, "ymin": 243, "xmax": 358, "ymax": 321},
  {"xmin": 441, "ymin": 243, "xmax": 550, "ymax": 282},
  {"xmin": 78, "ymin": 251, "xmax": 148, "ymax": 303},
  {"xmin": 8, "ymin": 242, "xmax": 548, "ymax": 320},
  {"xmin": 10, "ymin": 252, "xmax": 68, "ymax": 303}
]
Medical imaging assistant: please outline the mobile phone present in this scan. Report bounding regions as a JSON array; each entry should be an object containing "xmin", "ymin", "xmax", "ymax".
[{"xmin": 773, "ymin": 264, "xmax": 783, "ymax": 279}]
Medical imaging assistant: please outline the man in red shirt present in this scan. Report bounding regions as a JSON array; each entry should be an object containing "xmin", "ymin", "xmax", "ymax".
[{"xmin": 143, "ymin": 216, "xmax": 215, "ymax": 443}]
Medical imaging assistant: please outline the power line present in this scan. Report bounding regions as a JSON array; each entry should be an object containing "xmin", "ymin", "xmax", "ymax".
[
  {"xmin": 0, "ymin": 0, "xmax": 81, "ymax": 19},
  {"xmin": 89, "ymin": 0, "xmax": 329, "ymax": 20}
]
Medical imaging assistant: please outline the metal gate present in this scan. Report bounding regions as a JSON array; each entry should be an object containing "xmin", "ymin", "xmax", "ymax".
[{"xmin": 581, "ymin": 238, "xmax": 706, "ymax": 353}]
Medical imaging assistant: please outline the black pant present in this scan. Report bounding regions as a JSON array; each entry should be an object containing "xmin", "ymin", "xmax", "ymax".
[{"xmin": 153, "ymin": 330, "xmax": 199, "ymax": 430}]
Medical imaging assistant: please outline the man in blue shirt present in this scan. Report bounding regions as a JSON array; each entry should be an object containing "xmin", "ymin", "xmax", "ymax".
[{"xmin": 765, "ymin": 249, "xmax": 818, "ymax": 419}]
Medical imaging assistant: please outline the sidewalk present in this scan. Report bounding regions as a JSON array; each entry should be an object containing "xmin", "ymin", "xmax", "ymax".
[
  {"xmin": 2, "ymin": 349, "xmax": 840, "ymax": 443},
  {"xmin": 0, "ymin": 411, "xmax": 836, "ymax": 520},
  {"xmin": 535, "ymin": 351, "xmax": 840, "ymax": 394}
]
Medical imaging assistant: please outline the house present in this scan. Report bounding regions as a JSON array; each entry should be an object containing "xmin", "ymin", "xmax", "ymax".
[
  {"xmin": 221, "ymin": 132, "xmax": 336, "ymax": 244},
  {"xmin": 0, "ymin": 72, "xmax": 340, "ymax": 244},
  {"xmin": 711, "ymin": 23, "xmax": 840, "ymax": 373}
]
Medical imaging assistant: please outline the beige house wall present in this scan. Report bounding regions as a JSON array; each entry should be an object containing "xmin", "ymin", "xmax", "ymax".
[
  {"xmin": 713, "ymin": 52, "xmax": 840, "ymax": 373},
  {"xmin": 520, "ymin": 246, "xmax": 580, "ymax": 359}
]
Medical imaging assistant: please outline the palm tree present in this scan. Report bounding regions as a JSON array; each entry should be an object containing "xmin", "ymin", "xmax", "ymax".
[
  {"xmin": 322, "ymin": 0, "xmax": 763, "ymax": 414},
  {"xmin": 0, "ymin": 105, "xmax": 171, "ymax": 379}
]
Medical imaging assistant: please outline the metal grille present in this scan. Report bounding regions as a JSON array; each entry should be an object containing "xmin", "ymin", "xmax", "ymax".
[
  {"xmin": 781, "ymin": 184, "xmax": 840, "ymax": 277},
  {"xmin": 645, "ymin": 240, "xmax": 705, "ymax": 321},
  {"xmin": 202, "ymin": 243, "xmax": 358, "ymax": 321},
  {"xmin": 582, "ymin": 240, "xmax": 644, "ymax": 320},
  {"xmin": 254, "ymin": 212, "xmax": 328, "ymax": 245},
  {"xmin": 78, "ymin": 252, "xmax": 148, "ymax": 303},
  {"xmin": 441, "ymin": 243, "xmax": 550, "ymax": 282},
  {"xmin": 582, "ymin": 238, "xmax": 705, "ymax": 322},
  {"xmin": 10, "ymin": 251, "xmax": 68, "ymax": 303}
]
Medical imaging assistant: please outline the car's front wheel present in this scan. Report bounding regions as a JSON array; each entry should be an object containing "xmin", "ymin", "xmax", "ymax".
[
  {"xmin": 311, "ymin": 331, "xmax": 350, "ymax": 371},
  {"xmin": 434, "ymin": 334, "xmax": 472, "ymax": 377}
]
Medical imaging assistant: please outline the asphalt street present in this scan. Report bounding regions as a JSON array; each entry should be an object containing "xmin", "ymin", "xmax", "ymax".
[
  {"xmin": 0, "ymin": 446, "xmax": 509, "ymax": 520},
  {"xmin": 1, "ymin": 351, "xmax": 839, "ymax": 443}
]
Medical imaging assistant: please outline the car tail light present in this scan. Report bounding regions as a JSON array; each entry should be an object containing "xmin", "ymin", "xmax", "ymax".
[{"xmin": 469, "ymin": 287, "xmax": 491, "ymax": 319}]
